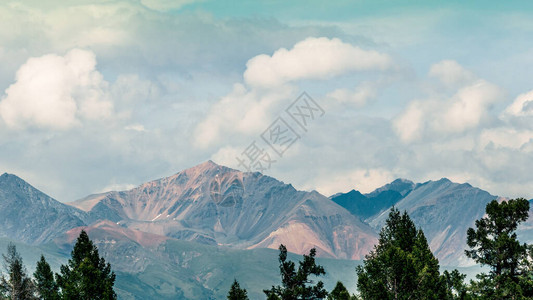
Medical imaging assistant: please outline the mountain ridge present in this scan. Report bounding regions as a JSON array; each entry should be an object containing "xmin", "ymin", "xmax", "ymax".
[
  {"xmin": 67, "ymin": 160, "xmax": 378, "ymax": 260},
  {"xmin": 0, "ymin": 173, "xmax": 88, "ymax": 244},
  {"xmin": 2, "ymin": 162, "xmax": 530, "ymax": 268}
]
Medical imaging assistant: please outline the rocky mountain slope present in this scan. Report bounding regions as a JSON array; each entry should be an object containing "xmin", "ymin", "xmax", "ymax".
[
  {"xmin": 0, "ymin": 173, "xmax": 88, "ymax": 244},
  {"xmin": 68, "ymin": 161, "xmax": 378, "ymax": 260}
]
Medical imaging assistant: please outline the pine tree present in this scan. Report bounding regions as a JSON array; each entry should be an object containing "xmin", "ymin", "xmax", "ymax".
[
  {"xmin": 227, "ymin": 279, "xmax": 249, "ymax": 300},
  {"xmin": 327, "ymin": 281, "xmax": 354, "ymax": 300},
  {"xmin": 33, "ymin": 255, "xmax": 59, "ymax": 300},
  {"xmin": 465, "ymin": 198, "xmax": 533, "ymax": 299},
  {"xmin": 56, "ymin": 230, "xmax": 116, "ymax": 300},
  {"xmin": 356, "ymin": 208, "xmax": 448, "ymax": 300},
  {"xmin": 0, "ymin": 243, "xmax": 36, "ymax": 299},
  {"xmin": 264, "ymin": 244, "xmax": 328, "ymax": 300},
  {"xmin": 442, "ymin": 269, "xmax": 469, "ymax": 300}
]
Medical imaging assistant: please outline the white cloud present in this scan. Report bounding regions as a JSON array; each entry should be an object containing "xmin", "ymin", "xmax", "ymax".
[
  {"xmin": 192, "ymin": 83, "xmax": 295, "ymax": 149},
  {"xmin": 194, "ymin": 37, "xmax": 394, "ymax": 150},
  {"xmin": 0, "ymin": 49, "xmax": 112, "ymax": 130},
  {"xmin": 243, "ymin": 37, "xmax": 393, "ymax": 88},
  {"xmin": 479, "ymin": 128, "xmax": 533, "ymax": 150},
  {"xmin": 326, "ymin": 82, "xmax": 377, "ymax": 106},
  {"xmin": 504, "ymin": 89, "xmax": 533, "ymax": 117},
  {"xmin": 393, "ymin": 100, "xmax": 427, "ymax": 142},
  {"xmin": 429, "ymin": 60, "xmax": 476, "ymax": 88},
  {"xmin": 438, "ymin": 80, "xmax": 503, "ymax": 133},
  {"xmin": 394, "ymin": 62, "xmax": 503, "ymax": 143}
]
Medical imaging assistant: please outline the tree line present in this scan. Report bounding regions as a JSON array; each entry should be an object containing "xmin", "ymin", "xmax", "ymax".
[
  {"xmin": 0, "ymin": 231, "xmax": 116, "ymax": 300},
  {"xmin": 228, "ymin": 198, "xmax": 533, "ymax": 299}
]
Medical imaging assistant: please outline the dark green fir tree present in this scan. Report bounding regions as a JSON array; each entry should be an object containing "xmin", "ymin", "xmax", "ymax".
[
  {"xmin": 227, "ymin": 279, "xmax": 249, "ymax": 300},
  {"xmin": 356, "ymin": 208, "xmax": 449, "ymax": 300},
  {"xmin": 56, "ymin": 230, "xmax": 116, "ymax": 300},
  {"xmin": 264, "ymin": 244, "xmax": 328, "ymax": 300},
  {"xmin": 33, "ymin": 255, "xmax": 59, "ymax": 300},
  {"xmin": 327, "ymin": 281, "xmax": 355, "ymax": 300}
]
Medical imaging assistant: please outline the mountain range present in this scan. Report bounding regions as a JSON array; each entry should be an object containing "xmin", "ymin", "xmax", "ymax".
[
  {"xmin": 68, "ymin": 161, "xmax": 377, "ymax": 260},
  {"xmin": 0, "ymin": 161, "xmax": 530, "ymax": 298}
]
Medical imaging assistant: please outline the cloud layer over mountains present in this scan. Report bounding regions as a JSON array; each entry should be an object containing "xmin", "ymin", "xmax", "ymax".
[{"xmin": 0, "ymin": 1, "xmax": 532, "ymax": 202}]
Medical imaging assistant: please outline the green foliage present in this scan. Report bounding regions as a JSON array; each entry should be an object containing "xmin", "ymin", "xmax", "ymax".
[
  {"xmin": 0, "ymin": 243, "xmax": 36, "ymax": 299},
  {"xmin": 356, "ymin": 208, "xmax": 448, "ymax": 300},
  {"xmin": 327, "ymin": 281, "xmax": 355, "ymax": 300},
  {"xmin": 227, "ymin": 279, "xmax": 249, "ymax": 300},
  {"xmin": 56, "ymin": 230, "xmax": 116, "ymax": 300},
  {"xmin": 442, "ymin": 269, "xmax": 470, "ymax": 300},
  {"xmin": 264, "ymin": 244, "xmax": 328, "ymax": 300},
  {"xmin": 465, "ymin": 198, "xmax": 533, "ymax": 299},
  {"xmin": 33, "ymin": 255, "xmax": 59, "ymax": 300}
]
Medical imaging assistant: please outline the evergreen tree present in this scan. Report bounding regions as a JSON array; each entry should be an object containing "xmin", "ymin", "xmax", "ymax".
[
  {"xmin": 264, "ymin": 244, "xmax": 328, "ymax": 300},
  {"xmin": 56, "ymin": 230, "xmax": 116, "ymax": 300},
  {"xmin": 0, "ymin": 243, "xmax": 36, "ymax": 299},
  {"xmin": 356, "ymin": 208, "xmax": 448, "ymax": 300},
  {"xmin": 33, "ymin": 255, "xmax": 59, "ymax": 300},
  {"xmin": 227, "ymin": 279, "xmax": 249, "ymax": 300},
  {"xmin": 465, "ymin": 198, "xmax": 533, "ymax": 299},
  {"xmin": 327, "ymin": 281, "xmax": 354, "ymax": 300},
  {"xmin": 442, "ymin": 269, "xmax": 470, "ymax": 300}
]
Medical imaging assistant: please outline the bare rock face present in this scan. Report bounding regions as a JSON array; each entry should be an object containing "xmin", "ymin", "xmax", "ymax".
[
  {"xmin": 0, "ymin": 173, "xmax": 87, "ymax": 244},
  {"xmin": 55, "ymin": 221, "xmax": 170, "ymax": 273},
  {"xmin": 69, "ymin": 161, "xmax": 378, "ymax": 259}
]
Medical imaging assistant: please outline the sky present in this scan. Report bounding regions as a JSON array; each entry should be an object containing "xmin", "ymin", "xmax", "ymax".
[{"xmin": 0, "ymin": 0, "xmax": 532, "ymax": 201}]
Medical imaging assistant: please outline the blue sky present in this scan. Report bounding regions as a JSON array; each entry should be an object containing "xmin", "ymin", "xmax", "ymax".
[{"xmin": 0, "ymin": 0, "xmax": 532, "ymax": 201}]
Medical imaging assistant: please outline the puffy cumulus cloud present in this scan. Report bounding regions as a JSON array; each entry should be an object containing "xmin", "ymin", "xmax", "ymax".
[
  {"xmin": 394, "ymin": 61, "xmax": 504, "ymax": 143},
  {"xmin": 0, "ymin": 49, "xmax": 112, "ymax": 130},
  {"xmin": 192, "ymin": 83, "xmax": 295, "ymax": 149},
  {"xmin": 393, "ymin": 100, "xmax": 427, "ymax": 142},
  {"xmin": 429, "ymin": 60, "xmax": 476, "ymax": 88},
  {"xmin": 504, "ymin": 89, "xmax": 533, "ymax": 117},
  {"xmin": 193, "ymin": 37, "xmax": 394, "ymax": 150},
  {"xmin": 243, "ymin": 37, "xmax": 393, "ymax": 88},
  {"xmin": 439, "ymin": 81, "xmax": 503, "ymax": 133}
]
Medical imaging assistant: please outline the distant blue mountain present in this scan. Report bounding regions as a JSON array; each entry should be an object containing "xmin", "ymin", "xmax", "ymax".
[
  {"xmin": 368, "ymin": 178, "xmax": 497, "ymax": 266},
  {"xmin": 331, "ymin": 178, "xmax": 516, "ymax": 266},
  {"xmin": 330, "ymin": 178, "xmax": 415, "ymax": 220}
]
